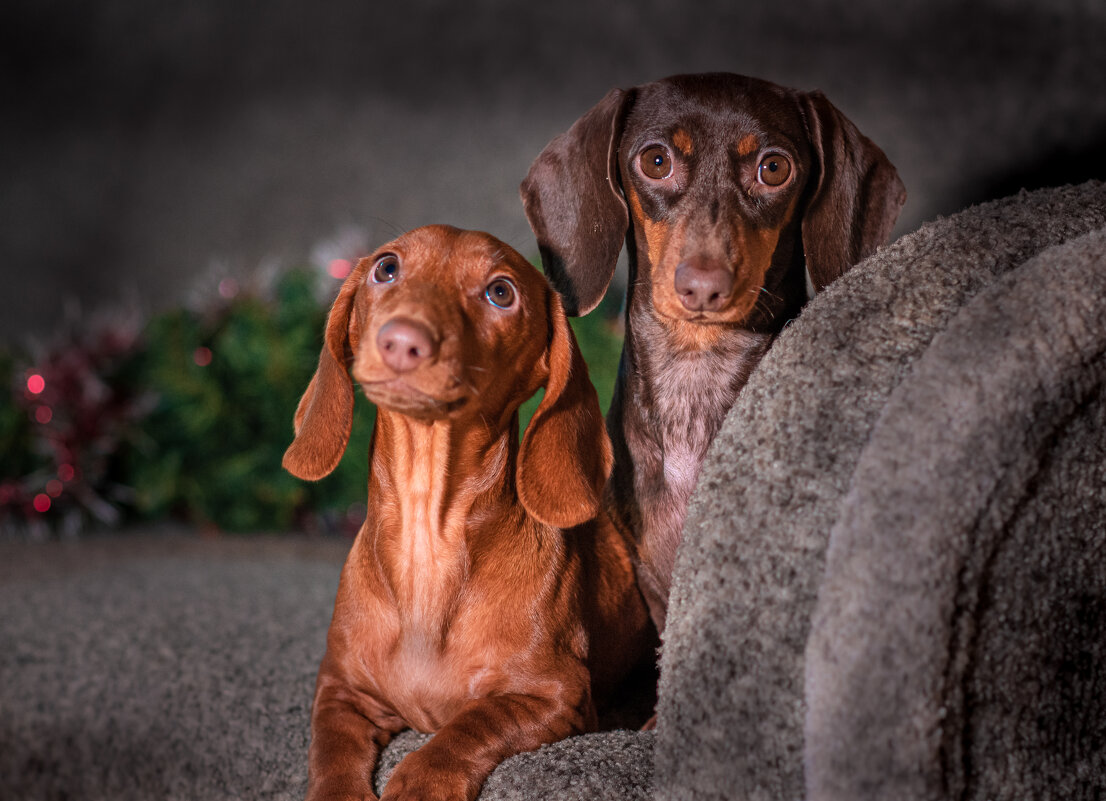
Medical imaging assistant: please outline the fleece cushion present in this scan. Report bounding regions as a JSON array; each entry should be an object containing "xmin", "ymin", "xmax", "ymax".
[
  {"xmin": 656, "ymin": 180, "xmax": 1106, "ymax": 801},
  {"xmin": 804, "ymin": 226, "xmax": 1106, "ymax": 801},
  {"xmin": 374, "ymin": 729, "xmax": 653, "ymax": 800}
]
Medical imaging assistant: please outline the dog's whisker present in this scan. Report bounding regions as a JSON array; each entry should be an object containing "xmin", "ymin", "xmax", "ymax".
[
  {"xmin": 755, "ymin": 286, "xmax": 784, "ymax": 304},
  {"xmin": 447, "ymin": 369, "xmax": 481, "ymax": 395},
  {"xmin": 367, "ymin": 216, "xmax": 405, "ymax": 238}
]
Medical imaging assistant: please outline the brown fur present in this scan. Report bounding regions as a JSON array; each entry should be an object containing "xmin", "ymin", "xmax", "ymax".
[
  {"xmin": 520, "ymin": 73, "xmax": 906, "ymax": 632},
  {"xmin": 283, "ymin": 225, "xmax": 653, "ymax": 801}
]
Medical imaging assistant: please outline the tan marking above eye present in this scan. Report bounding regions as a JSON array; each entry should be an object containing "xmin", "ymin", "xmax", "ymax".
[
  {"xmin": 639, "ymin": 145, "xmax": 673, "ymax": 180},
  {"xmin": 757, "ymin": 153, "xmax": 792, "ymax": 187},
  {"xmin": 737, "ymin": 134, "xmax": 759, "ymax": 158},
  {"xmin": 672, "ymin": 129, "xmax": 694, "ymax": 156}
]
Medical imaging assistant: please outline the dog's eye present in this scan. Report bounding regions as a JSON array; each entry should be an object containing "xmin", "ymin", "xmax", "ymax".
[
  {"xmin": 757, "ymin": 153, "xmax": 792, "ymax": 187},
  {"xmin": 485, "ymin": 278, "xmax": 517, "ymax": 309},
  {"xmin": 639, "ymin": 145, "xmax": 673, "ymax": 180},
  {"xmin": 371, "ymin": 256, "xmax": 399, "ymax": 284}
]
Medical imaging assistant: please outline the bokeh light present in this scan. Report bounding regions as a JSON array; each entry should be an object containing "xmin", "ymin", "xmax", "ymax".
[
  {"xmin": 328, "ymin": 259, "xmax": 352, "ymax": 280},
  {"xmin": 58, "ymin": 463, "xmax": 75, "ymax": 482},
  {"xmin": 35, "ymin": 405, "xmax": 52, "ymax": 424},
  {"xmin": 218, "ymin": 278, "xmax": 239, "ymax": 299},
  {"xmin": 26, "ymin": 373, "xmax": 45, "ymax": 394},
  {"xmin": 46, "ymin": 480, "xmax": 63, "ymax": 498},
  {"xmin": 33, "ymin": 494, "xmax": 51, "ymax": 513},
  {"xmin": 193, "ymin": 346, "xmax": 213, "ymax": 367}
]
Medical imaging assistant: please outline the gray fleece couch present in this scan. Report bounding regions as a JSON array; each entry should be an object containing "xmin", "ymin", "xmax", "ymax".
[
  {"xmin": 3, "ymin": 181, "xmax": 1105, "ymax": 800},
  {"xmin": 657, "ymin": 179, "xmax": 1106, "ymax": 801}
]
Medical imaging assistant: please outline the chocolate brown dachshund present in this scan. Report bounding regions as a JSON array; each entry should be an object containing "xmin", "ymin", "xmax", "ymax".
[
  {"xmin": 521, "ymin": 73, "xmax": 906, "ymax": 633},
  {"xmin": 283, "ymin": 225, "xmax": 652, "ymax": 801}
]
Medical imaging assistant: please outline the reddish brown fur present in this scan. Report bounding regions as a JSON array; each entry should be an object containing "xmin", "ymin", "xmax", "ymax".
[
  {"xmin": 521, "ymin": 73, "xmax": 906, "ymax": 633},
  {"xmin": 284, "ymin": 225, "xmax": 653, "ymax": 801}
]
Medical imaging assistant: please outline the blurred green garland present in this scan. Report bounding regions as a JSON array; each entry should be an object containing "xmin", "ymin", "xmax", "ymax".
[{"xmin": 0, "ymin": 265, "xmax": 622, "ymax": 537}]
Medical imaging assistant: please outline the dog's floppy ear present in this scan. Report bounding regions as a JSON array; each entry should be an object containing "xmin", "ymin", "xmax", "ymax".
[
  {"xmin": 520, "ymin": 88, "xmax": 635, "ymax": 316},
  {"xmin": 282, "ymin": 262, "xmax": 366, "ymax": 481},
  {"xmin": 798, "ymin": 91, "xmax": 907, "ymax": 294},
  {"xmin": 518, "ymin": 290, "xmax": 613, "ymax": 529}
]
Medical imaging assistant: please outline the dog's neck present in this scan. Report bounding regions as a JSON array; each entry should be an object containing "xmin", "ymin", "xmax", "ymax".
[
  {"xmin": 616, "ymin": 299, "xmax": 773, "ymax": 496},
  {"xmin": 369, "ymin": 408, "xmax": 520, "ymax": 539},
  {"xmin": 365, "ymin": 408, "xmax": 522, "ymax": 622}
]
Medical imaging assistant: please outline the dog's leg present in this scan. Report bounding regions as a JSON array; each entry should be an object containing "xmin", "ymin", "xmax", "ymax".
[
  {"xmin": 306, "ymin": 678, "xmax": 403, "ymax": 801},
  {"xmin": 380, "ymin": 690, "xmax": 593, "ymax": 801}
]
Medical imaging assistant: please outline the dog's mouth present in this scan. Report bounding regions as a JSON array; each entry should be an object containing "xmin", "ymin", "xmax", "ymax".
[
  {"xmin": 663, "ymin": 309, "xmax": 715, "ymax": 324},
  {"xmin": 654, "ymin": 301, "xmax": 757, "ymax": 327},
  {"xmin": 359, "ymin": 377, "xmax": 469, "ymax": 417}
]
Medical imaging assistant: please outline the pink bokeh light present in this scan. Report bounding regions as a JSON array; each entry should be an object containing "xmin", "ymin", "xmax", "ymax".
[
  {"xmin": 328, "ymin": 259, "xmax": 353, "ymax": 280},
  {"xmin": 218, "ymin": 278, "xmax": 240, "ymax": 299}
]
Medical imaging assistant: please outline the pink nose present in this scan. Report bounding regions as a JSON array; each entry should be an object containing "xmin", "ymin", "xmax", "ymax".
[
  {"xmin": 376, "ymin": 317, "xmax": 439, "ymax": 373},
  {"xmin": 674, "ymin": 258, "xmax": 735, "ymax": 312}
]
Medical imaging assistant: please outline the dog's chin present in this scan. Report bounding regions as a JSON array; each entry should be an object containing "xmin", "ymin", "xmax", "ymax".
[{"xmin": 359, "ymin": 379, "xmax": 468, "ymax": 420}]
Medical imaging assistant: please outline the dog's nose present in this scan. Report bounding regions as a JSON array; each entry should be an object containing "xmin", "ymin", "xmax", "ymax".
[
  {"xmin": 376, "ymin": 317, "xmax": 439, "ymax": 373},
  {"xmin": 674, "ymin": 259, "xmax": 734, "ymax": 312}
]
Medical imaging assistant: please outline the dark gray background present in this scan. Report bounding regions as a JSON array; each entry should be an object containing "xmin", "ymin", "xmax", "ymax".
[{"xmin": 3, "ymin": 0, "xmax": 1105, "ymax": 342}]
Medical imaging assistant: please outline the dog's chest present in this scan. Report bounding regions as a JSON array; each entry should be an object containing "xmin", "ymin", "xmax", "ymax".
[
  {"xmin": 348, "ymin": 515, "xmax": 541, "ymax": 733},
  {"xmin": 633, "ymin": 328, "xmax": 771, "ymax": 502},
  {"xmin": 343, "ymin": 578, "xmax": 510, "ymax": 732},
  {"xmin": 380, "ymin": 631, "xmax": 489, "ymax": 731},
  {"xmin": 651, "ymin": 348, "xmax": 744, "ymax": 454},
  {"xmin": 631, "ymin": 313, "xmax": 769, "ymax": 440}
]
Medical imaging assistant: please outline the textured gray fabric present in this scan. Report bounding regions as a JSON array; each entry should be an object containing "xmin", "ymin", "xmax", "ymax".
[
  {"xmin": 375, "ymin": 730, "xmax": 653, "ymax": 801},
  {"xmin": 805, "ymin": 227, "xmax": 1106, "ymax": 801},
  {"xmin": 0, "ymin": 534, "xmax": 344, "ymax": 801},
  {"xmin": 655, "ymin": 181, "xmax": 1106, "ymax": 801}
]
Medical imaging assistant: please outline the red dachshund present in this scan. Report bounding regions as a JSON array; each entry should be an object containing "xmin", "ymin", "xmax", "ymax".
[{"xmin": 283, "ymin": 225, "xmax": 653, "ymax": 801}]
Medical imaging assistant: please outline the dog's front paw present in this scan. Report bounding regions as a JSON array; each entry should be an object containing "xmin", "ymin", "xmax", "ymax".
[
  {"xmin": 305, "ymin": 790, "xmax": 377, "ymax": 801},
  {"xmin": 379, "ymin": 751, "xmax": 482, "ymax": 801},
  {"xmin": 380, "ymin": 775, "xmax": 470, "ymax": 801}
]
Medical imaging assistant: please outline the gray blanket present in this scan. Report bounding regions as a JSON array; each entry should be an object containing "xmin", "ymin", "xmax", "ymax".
[
  {"xmin": 659, "ymin": 180, "xmax": 1106, "ymax": 801},
  {"xmin": 3, "ymin": 181, "xmax": 1104, "ymax": 800}
]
